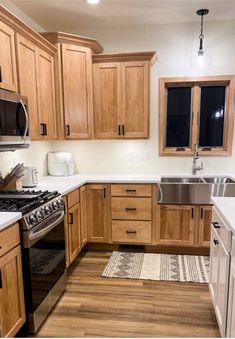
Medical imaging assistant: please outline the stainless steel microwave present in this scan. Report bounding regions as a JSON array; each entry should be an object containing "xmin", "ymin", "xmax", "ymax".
[{"xmin": 0, "ymin": 89, "xmax": 30, "ymax": 151}]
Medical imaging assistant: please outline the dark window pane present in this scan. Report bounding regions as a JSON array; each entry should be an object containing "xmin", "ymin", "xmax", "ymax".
[
  {"xmin": 166, "ymin": 87, "xmax": 191, "ymax": 147},
  {"xmin": 199, "ymin": 86, "xmax": 226, "ymax": 147}
]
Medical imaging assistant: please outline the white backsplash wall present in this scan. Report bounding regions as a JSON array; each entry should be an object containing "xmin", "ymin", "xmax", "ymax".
[{"xmin": 1, "ymin": 1, "xmax": 235, "ymax": 175}]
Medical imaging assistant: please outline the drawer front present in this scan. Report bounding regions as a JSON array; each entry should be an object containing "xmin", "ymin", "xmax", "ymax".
[
  {"xmin": 112, "ymin": 220, "xmax": 152, "ymax": 244},
  {"xmin": 111, "ymin": 197, "xmax": 151, "ymax": 220},
  {"xmin": 212, "ymin": 208, "xmax": 232, "ymax": 252},
  {"xmin": 67, "ymin": 189, "xmax": 80, "ymax": 209},
  {"xmin": 0, "ymin": 223, "xmax": 20, "ymax": 257},
  {"xmin": 111, "ymin": 184, "xmax": 152, "ymax": 197}
]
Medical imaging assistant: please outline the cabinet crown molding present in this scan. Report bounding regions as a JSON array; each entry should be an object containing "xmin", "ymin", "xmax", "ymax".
[
  {"xmin": 0, "ymin": 4, "xmax": 56, "ymax": 55},
  {"xmin": 41, "ymin": 31, "xmax": 103, "ymax": 54},
  {"xmin": 92, "ymin": 51, "xmax": 157, "ymax": 65}
]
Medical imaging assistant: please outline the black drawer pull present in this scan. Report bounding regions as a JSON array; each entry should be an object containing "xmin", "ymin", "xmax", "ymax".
[
  {"xmin": 126, "ymin": 189, "xmax": 136, "ymax": 193},
  {"xmin": 118, "ymin": 125, "xmax": 121, "ymax": 135},
  {"xmin": 214, "ymin": 238, "xmax": 219, "ymax": 245},
  {"xmin": 0, "ymin": 270, "xmax": 2, "ymax": 289},
  {"xmin": 212, "ymin": 222, "xmax": 220, "ymax": 229},
  {"xmin": 126, "ymin": 230, "xmax": 137, "ymax": 234},
  {"xmin": 66, "ymin": 125, "xmax": 70, "ymax": 136},
  {"xmin": 69, "ymin": 212, "xmax": 73, "ymax": 224},
  {"xmin": 126, "ymin": 208, "xmax": 137, "ymax": 211}
]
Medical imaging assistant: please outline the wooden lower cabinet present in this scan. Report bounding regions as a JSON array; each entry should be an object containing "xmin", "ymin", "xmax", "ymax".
[
  {"xmin": 86, "ymin": 184, "xmax": 110, "ymax": 243},
  {"xmin": 198, "ymin": 205, "xmax": 212, "ymax": 247},
  {"xmin": 67, "ymin": 202, "xmax": 81, "ymax": 265},
  {"xmin": 156, "ymin": 205, "xmax": 196, "ymax": 246},
  {"xmin": 80, "ymin": 185, "xmax": 87, "ymax": 248},
  {"xmin": 0, "ymin": 245, "xmax": 25, "ymax": 337}
]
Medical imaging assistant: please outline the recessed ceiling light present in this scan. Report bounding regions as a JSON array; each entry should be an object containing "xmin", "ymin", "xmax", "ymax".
[{"xmin": 87, "ymin": 0, "xmax": 100, "ymax": 4}]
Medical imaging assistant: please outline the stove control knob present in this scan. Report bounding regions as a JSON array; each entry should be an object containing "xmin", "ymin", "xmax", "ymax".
[
  {"xmin": 44, "ymin": 206, "xmax": 51, "ymax": 215},
  {"xmin": 29, "ymin": 214, "xmax": 37, "ymax": 225},
  {"xmin": 36, "ymin": 210, "xmax": 44, "ymax": 221},
  {"xmin": 52, "ymin": 201, "xmax": 58, "ymax": 210},
  {"xmin": 58, "ymin": 198, "xmax": 64, "ymax": 207}
]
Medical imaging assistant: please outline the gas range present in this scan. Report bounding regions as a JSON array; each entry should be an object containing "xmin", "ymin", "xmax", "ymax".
[{"xmin": 0, "ymin": 190, "xmax": 64, "ymax": 230}]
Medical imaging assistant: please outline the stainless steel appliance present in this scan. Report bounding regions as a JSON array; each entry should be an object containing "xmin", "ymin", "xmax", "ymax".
[
  {"xmin": 0, "ymin": 89, "xmax": 29, "ymax": 151},
  {"xmin": 22, "ymin": 167, "xmax": 38, "ymax": 188},
  {"xmin": 157, "ymin": 176, "xmax": 235, "ymax": 204},
  {"xmin": 0, "ymin": 190, "xmax": 66, "ymax": 334}
]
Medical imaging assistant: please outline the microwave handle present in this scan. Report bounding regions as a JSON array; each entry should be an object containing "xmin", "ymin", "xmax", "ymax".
[{"xmin": 19, "ymin": 99, "xmax": 29, "ymax": 143}]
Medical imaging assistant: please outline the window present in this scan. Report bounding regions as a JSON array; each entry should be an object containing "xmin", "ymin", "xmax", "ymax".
[{"xmin": 159, "ymin": 76, "xmax": 235, "ymax": 156}]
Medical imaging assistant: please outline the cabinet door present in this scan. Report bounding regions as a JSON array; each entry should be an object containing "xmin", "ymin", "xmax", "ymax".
[
  {"xmin": 198, "ymin": 206, "xmax": 212, "ymax": 247},
  {"xmin": 121, "ymin": 61, "xmax": 149, "ymax": 138},
  {"xmin": 156, "ymin": 205, "xmax": 195, "ymax": 246},
  {"xmin": 227, "ymin": 236, "xmax": 235, "ymax": 338},
  {"xmin": 80, "ymin": 185, "xmax": 87, "ymax": 248},
  {"xmin": 15, "ymin": 34, "xmax": 40, "ymax": 139},
  {"xmin": 68, "ymin": 202, "xmax": 81, "ymax": 264},
  {"xmin": 209, "ymin": 226, "xmax": 219, "ymax": 304},
  {"xmin": 87, "ymin": 184, "xmax": 110, "ymax": 243},
  {"xmin": 62, "ymin": 44, "xmax": 93, "ymax": 139},
  {"xmin": 93, "ymin": 62, "xmax": 122, "ymax": 138},
  {"xmin": 0, "ymin": 21, "xmax": 17, "ymax": 92},
  {"xmin": 0, "ymin": 245, "xmax": 25, "ymax": 337},
  {"xmin": 37, "ymin": 49, "xmax": 56, "ymax": 139}
]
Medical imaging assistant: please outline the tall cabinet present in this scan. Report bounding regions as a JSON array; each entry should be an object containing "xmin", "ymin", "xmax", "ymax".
[
  {"xmin": 92, "ymin": 52, "xmax": 156, "ymax": 139},
  {"xmin": 41, "ymin": 32, "xmax": 103, "ymax": 139}
]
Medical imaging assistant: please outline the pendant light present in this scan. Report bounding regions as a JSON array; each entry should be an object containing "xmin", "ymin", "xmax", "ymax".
[{"xmin": 196, "ymin": 9, "xmax": 209, "ymax": 57}]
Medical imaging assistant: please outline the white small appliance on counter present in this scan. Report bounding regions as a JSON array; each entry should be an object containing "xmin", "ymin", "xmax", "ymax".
[
  {"xmin": 48, "ymin": 151, "xmax": 74, "ymax": 176},
  {"xmin": 22, "ymin": 167, "xmax": 38, "ymax": 188}
]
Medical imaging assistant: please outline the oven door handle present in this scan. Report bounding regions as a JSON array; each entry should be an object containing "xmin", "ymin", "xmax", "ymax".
[{"xmin": 27, "ymin": 211, "xmax": 65, "ymax": 247}]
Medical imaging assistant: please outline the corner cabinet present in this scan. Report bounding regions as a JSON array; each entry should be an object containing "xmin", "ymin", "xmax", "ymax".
[
  {"xmin": 41, "ymin": 32, "xmax": 103, "ymax": 140},
  {"xmin": 0, "ymin": 20, "xmax": 17, "ymax": 92},
  {"xmin": 0, "ymin": 224, "xmax": 25, "ymax": 337},
  {"xmin": 86, "ymin": 184, "xmax": 110, "ymax": 243},
  {"xmin": 15, "ymin": 34, "xmax": 57, "ymax": 140},
  {"xmin": 93, "ymin": 52, "xmax": 156, "ymax": 139}
]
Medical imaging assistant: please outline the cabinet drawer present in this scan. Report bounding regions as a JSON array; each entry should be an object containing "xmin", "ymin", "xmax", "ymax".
[
  {"xmin": 67, "ymin": 189, "xmax": 80, "ymax": 209},
  {"xmin": 111, "ymin": 184, "xmax": 152, "ymax": 197},
  {"xmin": 0, "ymin": 223, "xmax": 20, "ymax": 257},
  {"xmin": 212, "ymin": 208, "xmax": 232, "ymax": 252},
  {"xmin": 111, "ymin": 197, "xmax": 151, "ymax": 220},
  {"xmin": 112, "ymin": 220, "xmax": 151, "ymax": 244}
]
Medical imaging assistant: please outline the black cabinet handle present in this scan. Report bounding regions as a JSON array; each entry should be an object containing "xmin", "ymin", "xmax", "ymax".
[
  {"xmin": 103, "ymin": 188, "xmax": 106, "ymax": 198},
  {"xmin": 214, "ymin": 238, "xmax": 219, "ymax": 245},
  {"xmin": 44, "ymin": 123, "xmax": 47, "ymax": 136},
  {"xmin": 212, "ymin": 222, "xmax": 220, "ymax": 229},
  {"xmin": 0, "ymin": 270, "xmax": 2, "ymax": 289},
  {"xmin": 69, "ymin": 212, "xmax": 73, "ymax": 224},
  {"xmin": 126, "ymin": 189, "xmax": 136, "ymax": 193},
  {"xmin": 126, "ymin": 208, "xmax": 137, "ymax": 211},
  {"xmin": 122, "ymin": 125, "xmax": 125, "ymax": 135},
  {"xmin": 126, "ymin": 230, "xmax": 137, "ymax": 234},
  {"xmin": 66, "ymin": 125, "xmax": 70, "ymax": 136},
  {"xmin": 118, "ymin": 125, "xmax": 121, "ymax": 135},
  {"xmin": 0, "ymin": 65, "xmax": 2, "ymax": 82},
  {"xmin": 40, "ymin": 123, "xmax": 47, "ymax": 136},
  {"xmin": 191, "ymin": 208, "xmax": 194, "ymax": 219},
  {"xmin": 200, "ymin": 208, "xmax": 204, "ymax": 219}
]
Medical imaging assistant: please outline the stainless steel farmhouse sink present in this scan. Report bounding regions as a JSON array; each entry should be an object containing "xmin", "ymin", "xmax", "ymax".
[{"xmin": 158, "ymin": 176, "xmax": 235, "ymax": 204}]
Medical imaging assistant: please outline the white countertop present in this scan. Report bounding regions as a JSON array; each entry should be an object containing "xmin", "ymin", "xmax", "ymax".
[
  {"xmin": 36, "ymin": 174, "xmax": 162, "ymax": 196},
  {"xmin": 211, "ymin": 197, "xmax": 235, "ymax": 234},
  {"xmin": 0, "ymin": 212, "xmax": 22, "ymax": 231}
]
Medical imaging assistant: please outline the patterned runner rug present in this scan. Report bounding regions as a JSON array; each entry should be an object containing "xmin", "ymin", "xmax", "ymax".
[{"xmin": 102, "ymin": 251, "xmax": 209, "ymax": 283}]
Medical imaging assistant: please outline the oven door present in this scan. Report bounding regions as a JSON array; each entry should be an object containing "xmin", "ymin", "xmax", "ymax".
[{"xmin": 22, "ymin": 210, "xmax": 66, "ymax": 314}]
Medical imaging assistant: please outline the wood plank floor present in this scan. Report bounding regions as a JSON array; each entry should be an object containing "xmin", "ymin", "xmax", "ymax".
[{"xmin": 37, "ymin": 251, "xmax": 220, "ymax": 338}]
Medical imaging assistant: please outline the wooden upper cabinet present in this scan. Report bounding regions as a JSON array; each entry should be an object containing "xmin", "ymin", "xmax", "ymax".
[
  {"xmin": 86, "ymin": 184, "xmax": 110, "ymax": 243},
  {"xmin": 93, "ymin": 52, "xmax": 156, "ymax": 139},
  {"xmin": 15, "ymin": 34, "xmax": 40, "ymax": 139},
  {"xmin": 61, "ymin": 44, "xmax": 93, "ymax": 139},
  {"xmin": 93, "ymin": 62, "xmax": 122, "ymax": 138},
  {"xmin": 15, "ymin": 33, "xmax": 57, "ymax": 140},
  {"xmin": 0, "ymin": 20, "xmax": 17, "ymax": 92},
  {"xmin": 121, "ymin": 61, "xmax": 149, "ymax": 138},
  {"xmin": 41, "ymin": 32, "xmax": 103, "ymax": 140},
  {"xmin": 37, "ymin": 49, "xmax": 56, "ymax": 139}
]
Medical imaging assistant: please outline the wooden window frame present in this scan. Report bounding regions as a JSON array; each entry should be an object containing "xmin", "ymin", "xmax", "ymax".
[{"xmin": 159, "ymin": 75, "xmax": 235, "ymax": 156}]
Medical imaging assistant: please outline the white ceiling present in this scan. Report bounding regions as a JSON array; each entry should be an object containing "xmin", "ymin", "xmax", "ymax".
[{"xmin": 10, "ymin": 0, "xmax": 235, "ymax": 31}]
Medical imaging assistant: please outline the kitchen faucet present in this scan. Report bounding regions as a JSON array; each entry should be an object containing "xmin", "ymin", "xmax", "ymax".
[{"xmin": 192, "ymin": 144, "xmax": 203, "ymax": 175}]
